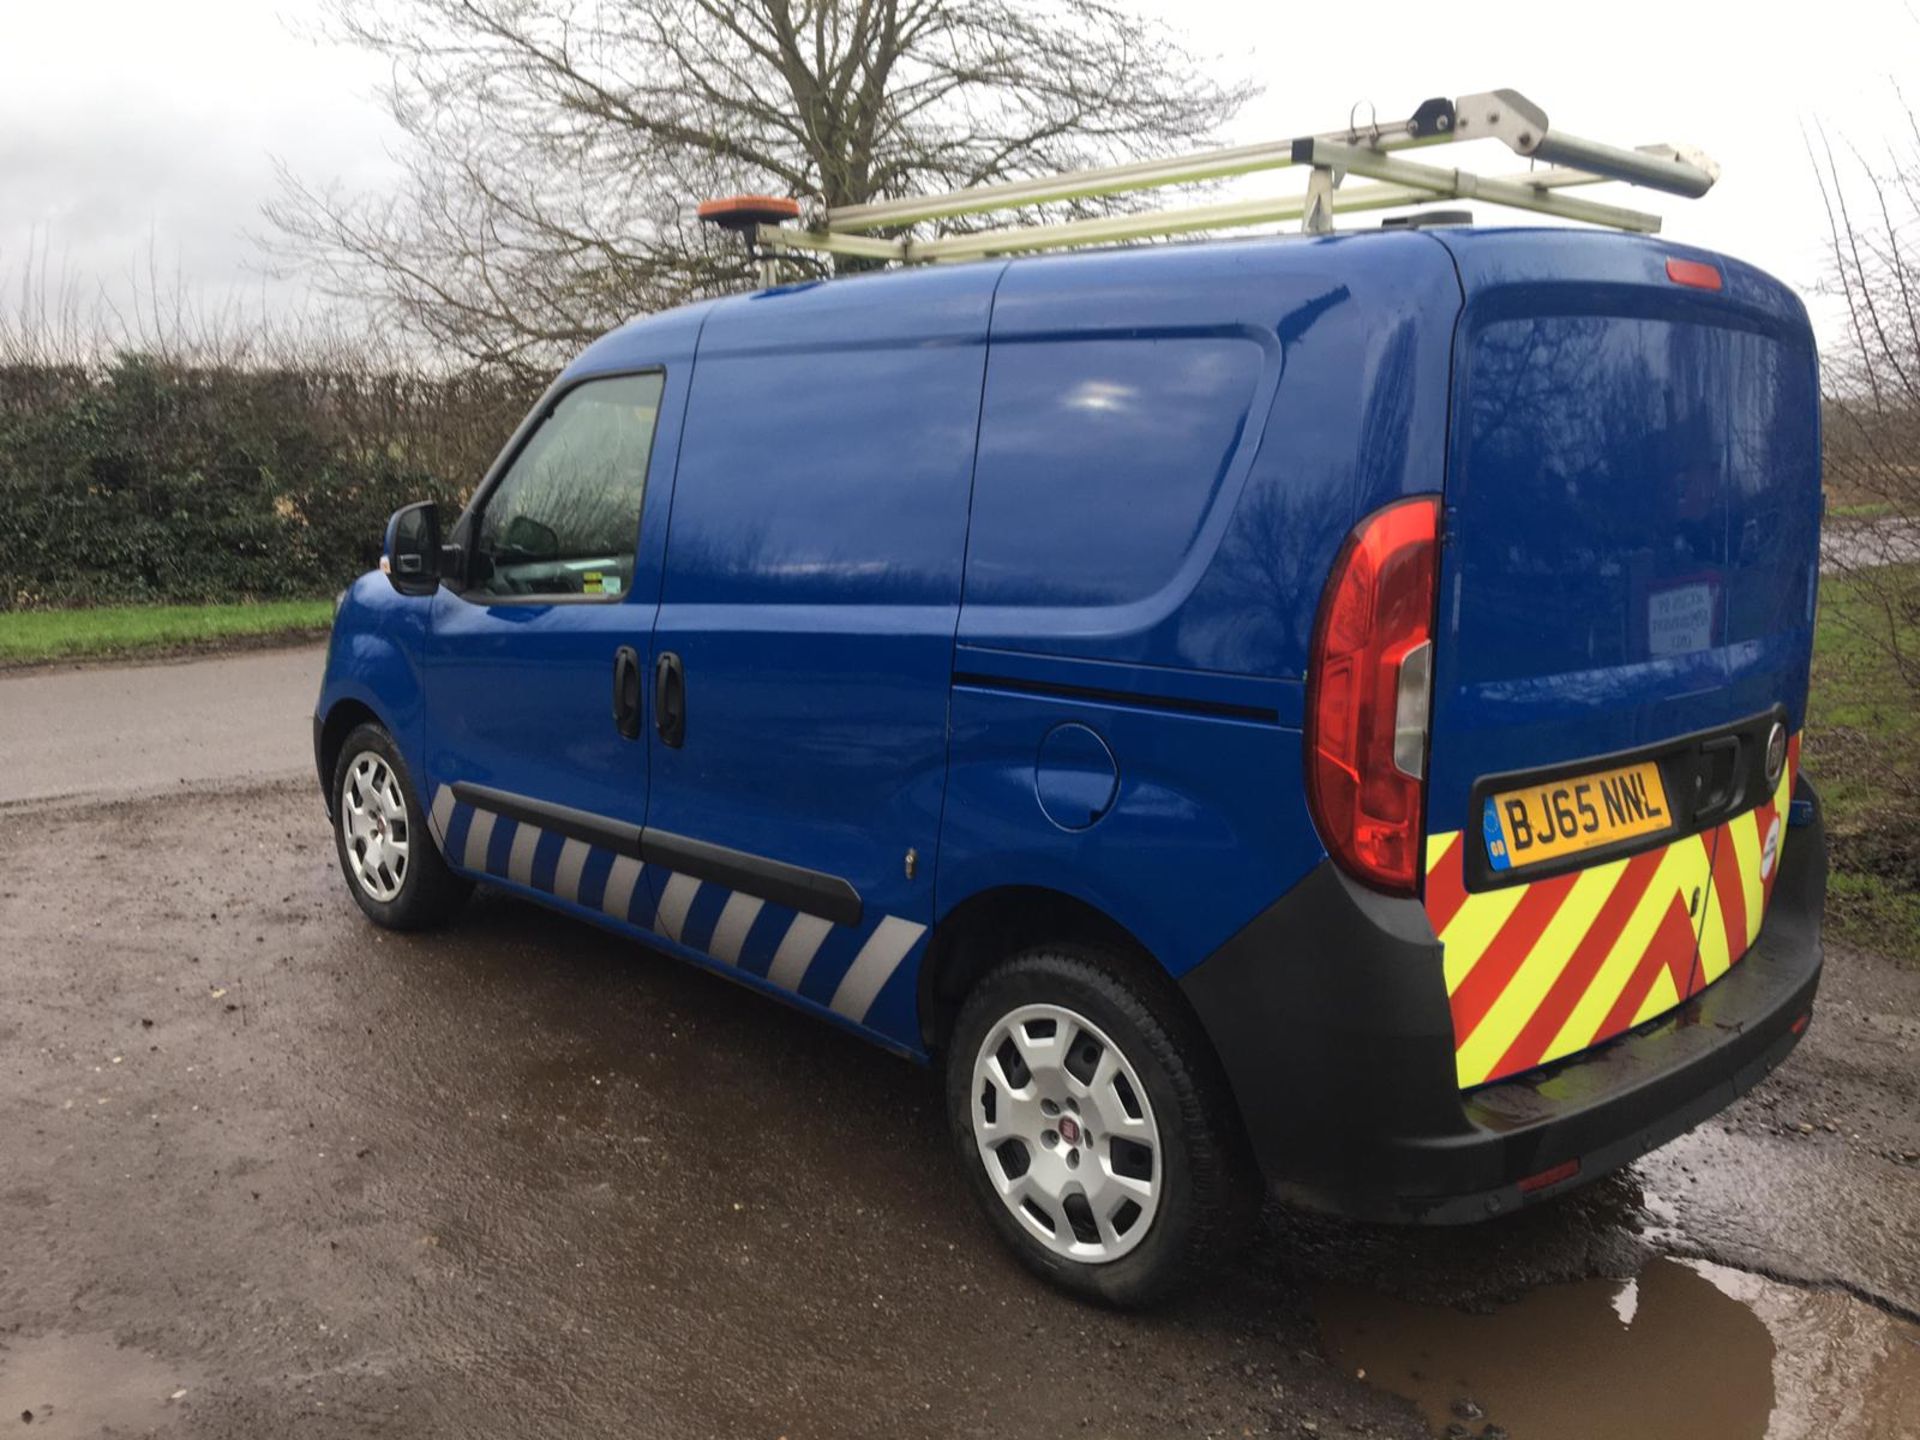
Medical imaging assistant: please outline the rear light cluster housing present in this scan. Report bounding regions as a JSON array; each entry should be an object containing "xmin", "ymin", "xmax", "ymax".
[{"xmin": 1305, "ymin": 496, "xmax": 1441, "ymax": 895}]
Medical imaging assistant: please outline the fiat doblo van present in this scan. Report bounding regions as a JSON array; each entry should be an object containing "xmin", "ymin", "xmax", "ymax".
[{"xmin": 315, "ymin": 226, "xmax": 1826, "ymax": 1304}]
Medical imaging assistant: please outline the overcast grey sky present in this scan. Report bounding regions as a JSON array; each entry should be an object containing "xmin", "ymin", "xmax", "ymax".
[{"xmin": 2, "ymin": 0, "xmax": 1914, "ymax": 349}]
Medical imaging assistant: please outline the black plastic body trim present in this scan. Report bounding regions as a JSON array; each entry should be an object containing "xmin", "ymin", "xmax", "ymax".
[
  {"xmin": 446, "ymin": 782, "xmax": 863, "ymax": 927},
  {"xmin": 1461, "ymin": 705, "xmax": 1788, "ymax": 893},
  {"xmin": 1181, "ymin": 776, "xmax": 1827, "ymax": 1223},
  {"xmin": 640, "ymin": 828, "xmax": 862, "ymax": 927},
  {"xmin": 451, "ymin": 782, "xmax": 644, "ymax": 857},
  {"xmin": 313, "ymin": 716, "xmax": 331, "ymax": 817},
  {"xmin": 951, "ymin": 671, "xmax": 1278, "ymax": 723}
]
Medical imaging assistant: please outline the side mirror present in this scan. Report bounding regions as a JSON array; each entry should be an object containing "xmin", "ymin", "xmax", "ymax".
[
  {"xmin": 502, "ymin": 513, "xmax": 559, "ymax": 560},
  {"xmin": 382, "ymin": 502, "xmax": 443, "ymax": 596}
]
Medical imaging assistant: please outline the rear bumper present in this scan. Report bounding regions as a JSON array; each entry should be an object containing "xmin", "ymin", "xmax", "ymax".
[{"xmin": 1181, "ymin": 778, "xmax": 1827, "ymax": 1223}]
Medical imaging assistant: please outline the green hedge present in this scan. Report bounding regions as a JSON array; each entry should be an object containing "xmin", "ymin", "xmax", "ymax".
[{"xmin": 0, "ymin": 354, "xmax": 536, "ymax": 609}]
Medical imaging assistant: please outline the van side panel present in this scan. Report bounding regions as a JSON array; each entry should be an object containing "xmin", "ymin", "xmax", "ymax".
[
  {"xmin": 936, "ymin": 689, "xmax": 1310, "ymax": 982},
  {"xmin": 957, "ymin": 234, "xmax": 1461, "ymax": 679},
  {"xmin": 939, "ymin": 237, "xmax": 1459, "ymax": 978}
]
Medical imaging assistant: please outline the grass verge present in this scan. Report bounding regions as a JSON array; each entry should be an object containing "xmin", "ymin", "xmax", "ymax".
[
  {"xmin": 1806, "ymin": 563, "xmax": 1920, "ymax": 963},
  {"xmin": 0, "ymin": 599, "xmax": 334, "ymax": 666}
]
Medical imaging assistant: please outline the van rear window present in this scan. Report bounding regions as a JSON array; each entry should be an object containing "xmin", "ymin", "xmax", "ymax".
[{"xmin": 1449, "ymin": 314, "xmax": 1816, "ymax": 685}]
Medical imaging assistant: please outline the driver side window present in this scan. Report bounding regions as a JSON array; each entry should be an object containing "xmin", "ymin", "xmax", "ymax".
[{"xmin": 471, "ymin": 372, "xmax": 665, "ymax": 601}]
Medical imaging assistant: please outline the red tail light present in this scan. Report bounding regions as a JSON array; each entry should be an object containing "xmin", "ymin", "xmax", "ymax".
[{"xmin": 1305, "ymin": 496, "xmax": 1441, "ymax": 894}]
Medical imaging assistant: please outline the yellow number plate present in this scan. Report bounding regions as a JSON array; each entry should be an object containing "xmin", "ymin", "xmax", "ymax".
[{"xmin": 1483, "ymin": 761, "xmax": 1672, "ymax": 873}]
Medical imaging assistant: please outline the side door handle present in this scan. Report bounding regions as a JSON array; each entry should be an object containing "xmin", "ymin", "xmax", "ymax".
[
  {"xmin": 654, "ymin": 651, "xmax": 686, "ymax": 749},
  {"xmin": 611, "ymin": 646, "xmax": 643, "ymax": 740}
]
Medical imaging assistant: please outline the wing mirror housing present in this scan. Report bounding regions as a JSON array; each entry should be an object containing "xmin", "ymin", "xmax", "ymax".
[{"xmin": 382, "ymin": 502, "xmax": 460, "ymax": 596}]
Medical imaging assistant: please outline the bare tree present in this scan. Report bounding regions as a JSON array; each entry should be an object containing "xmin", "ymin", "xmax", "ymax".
[
  {"xmin": 1813, "ymin": 108, "xmax": 1920, "ymax": 690},
  {"xmin": 1809, "ymin": 101, "xmax": 1920, "ymax": 916},
  {"xmin": 266, "ymin": 0, "xmax": 1251, "ymax": 371}
]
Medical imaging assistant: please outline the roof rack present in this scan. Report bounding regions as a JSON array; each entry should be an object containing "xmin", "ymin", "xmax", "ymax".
[{"xmin": 700, "ymin": 88, "xmax": 1719, "ymax": 278}]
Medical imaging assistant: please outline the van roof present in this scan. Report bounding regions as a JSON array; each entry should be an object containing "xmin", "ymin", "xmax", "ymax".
[{"xmin": 564, "ymin": 225, "xmax": 1796, "ymax": 382}]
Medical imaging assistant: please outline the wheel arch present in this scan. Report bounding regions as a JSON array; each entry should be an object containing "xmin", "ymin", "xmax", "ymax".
[
  {"xmin": 922, "ymin": 883, "xmax": 1263, "ymax": 1277},
  {"xmin": 919, "ymin": 885, "xmax": 1187, "ymax": 1060},
  {"xmin": 316, "ymin": 697, "xmax": 386, "ymax": 817}
]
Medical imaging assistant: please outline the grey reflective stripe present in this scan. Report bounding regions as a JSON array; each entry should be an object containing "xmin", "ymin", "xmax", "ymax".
[
  {"xmin": 829, "ymin": 915, "xmax": 927, "ymax": 1023},
  {"xmin": 767, "ymin": 912, "xmax": 833, "ymax": 991},
  {"xmin": 430, "ymin": 786, "xmax": 456, "ymax": 845},
  {"xmin": 507, "ymin": 822, "xmax": 541, "ymax": 887},
  {"xmin": 602, "ymin": 855, "xmax": 644, "ymax": 922},
  {"xmin": 706, "ymin": 892, "xmax": 765, "ymax": 966},
  {"xmin": 655, "ymin": 872, "xmax": 701, "ymax": 944},
  {"xmin": 552, "ymin": 838, "xmax": 591, "ymax": 904},
  {"xmin": 463, "ymin": 809, "xmax": 497, "ymax": 871}
]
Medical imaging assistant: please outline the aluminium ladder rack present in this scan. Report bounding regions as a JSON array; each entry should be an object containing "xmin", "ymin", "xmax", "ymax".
[{"xmin": 698, "ymin": 88, "xmax": 1719, "ymax": 278}]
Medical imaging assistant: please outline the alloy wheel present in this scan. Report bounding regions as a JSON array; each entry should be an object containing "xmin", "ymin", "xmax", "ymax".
[
  {"xmin": 341, "ymin": 751, "xmax": 411, "ymax": 903},
  {"xmin": 969, "ymin": 1003, "xmax": 1162, "ymax": 1263}
]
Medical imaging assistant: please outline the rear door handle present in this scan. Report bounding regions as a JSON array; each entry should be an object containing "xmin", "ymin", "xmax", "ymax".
[
  {"xmin": 654, "ymin": 651, "xmax": 686, "ymax": 748},
  {"xmin": 611, "ymin": 646, "xmax": 643, "ymax": 740}
]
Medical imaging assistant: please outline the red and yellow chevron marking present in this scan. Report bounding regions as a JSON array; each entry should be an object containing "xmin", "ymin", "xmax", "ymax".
[
  {"xmin": 1696, "ymin": 732, "xmax": 1800, "ymax": 990},
  {"xmin": 1424, "ymin": 733, "xmax": 1800, "ymax": 1090}
]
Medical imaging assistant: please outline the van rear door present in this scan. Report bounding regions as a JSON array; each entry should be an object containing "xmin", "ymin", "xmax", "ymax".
[{"xmin": 1420, "ymin": 232, "xmax": 1821, "ymax": 1089}]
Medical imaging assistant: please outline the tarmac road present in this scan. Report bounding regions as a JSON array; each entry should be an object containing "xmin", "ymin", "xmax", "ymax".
[
  {"xmin": 1, "ymin": 644, "xmax": 1917, "ymax": 1438},
  {"xmin": 0, "ymin": 645, "xmax": 323, "ymax": 808}
]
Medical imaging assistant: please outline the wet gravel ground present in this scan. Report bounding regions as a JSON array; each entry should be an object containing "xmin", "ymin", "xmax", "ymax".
[{"xmin": 2, "ymin": 778, "xmax": 1917, "ymax": 1438}]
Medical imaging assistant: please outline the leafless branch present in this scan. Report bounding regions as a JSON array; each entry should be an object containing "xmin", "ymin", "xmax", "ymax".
[{"xmin": 263, "ymin": 0, "xmax": 1253, "ymax": 371}]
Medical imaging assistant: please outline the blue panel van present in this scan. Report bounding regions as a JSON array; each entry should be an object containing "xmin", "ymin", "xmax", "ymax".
[{"xmin": 315, "ymin": 227, "xmax": 1826, "ymax": 1305}]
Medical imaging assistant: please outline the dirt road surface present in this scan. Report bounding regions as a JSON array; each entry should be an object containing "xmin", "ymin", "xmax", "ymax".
[{"xmin": 1, "ymin": 647, "xmax": 1916, "ymax": 1438}]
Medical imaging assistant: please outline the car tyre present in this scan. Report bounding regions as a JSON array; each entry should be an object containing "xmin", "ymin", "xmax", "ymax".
[
  {"xmin": 330, "ymin": 722, "xmax": 470, "ymax": 930},
  {"xmin": 945, "ymin": 943, "xmax": 1257, "ymax": 1307}
]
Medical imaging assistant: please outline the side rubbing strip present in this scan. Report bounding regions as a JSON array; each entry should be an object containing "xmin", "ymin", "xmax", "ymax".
[
  {"xmin": 767, "ymin": 913, "xmax": 834, "ymax": 991},
  {"xmin": 601, "ymin": 855, "xmax": 644, "ymax": 923},
  {"xmin": 641, "ymin": 829, "xmax": 862, "ymax": 927},
  {"xmin": 444, "ymin": 786, "xmax": 860, "ymax": 926},
  {"xmin": 430, "ymin": 786, "xmax": 456, "ymax": 845},
  {"xmin": 450, "ymin": 781, "xmax": 643, "ymax": 858},
  {"xmin": 552, "ymin": 838, "xmax": 591, "ymax": 904},
  {"xmin": 507, "ymin": 823, "xmax": 542, "ymax": 887},
  {"xmin": 655, "ymin": 872, "xmax": 701, "ymax": 944},
  {"xmin": 463, "ymin": 809, "xmax": 498, "ymax": 872},
  {"xmin": 707, "ymin": 892, "xmax": 766, "ymax": 966},
  {"xmin": 830, "ymin": 916, "xmax": 928, "ymax": 1023}
]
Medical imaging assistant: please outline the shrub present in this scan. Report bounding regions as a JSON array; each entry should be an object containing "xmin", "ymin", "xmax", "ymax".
[{"xmin": 0, "ymin": 353, "xmax": 536, "ymax": 609}]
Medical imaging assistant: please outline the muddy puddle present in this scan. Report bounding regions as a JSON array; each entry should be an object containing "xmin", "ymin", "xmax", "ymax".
[
  {"xmin": 0, "ymin": 1332, "xmax": 201, "ymax": 1434},
  {"xmin": 1318, "ymin": 1257, "xmax": 1920, "ymax": 1440}
]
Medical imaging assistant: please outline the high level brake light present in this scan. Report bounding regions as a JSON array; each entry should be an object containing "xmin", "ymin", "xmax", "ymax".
[
  {"xmin": 1665, "ymin": 256, "xmax": 1722, "ymax": 291},
  {"xmin": 1305, "ymin": 496, "xmax": 1441, "ymax": 895}
]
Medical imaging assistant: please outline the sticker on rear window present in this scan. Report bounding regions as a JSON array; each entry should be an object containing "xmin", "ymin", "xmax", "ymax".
[{"xmin": 1648, "ymin": 581, "xmax": 1715, "ymax": 658}]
